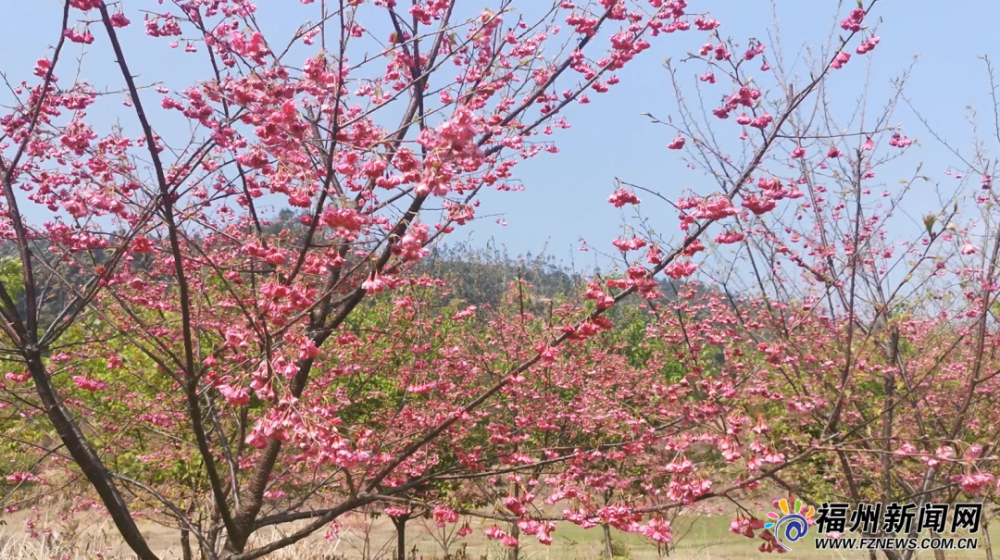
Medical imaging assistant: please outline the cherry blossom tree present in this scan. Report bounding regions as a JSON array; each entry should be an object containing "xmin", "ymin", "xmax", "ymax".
[
  {"xmin": 0, "ymin": 0, "xmax": 888, "ymax": 558},
  {"xmin": 606, "ymin": 7, "xmax": 1000, "ymax": 559}
]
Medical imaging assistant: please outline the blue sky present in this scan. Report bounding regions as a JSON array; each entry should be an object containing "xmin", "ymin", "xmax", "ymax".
[{"xmin": 2, "ymin": 0, "xmax": 997, "ymax": 272}]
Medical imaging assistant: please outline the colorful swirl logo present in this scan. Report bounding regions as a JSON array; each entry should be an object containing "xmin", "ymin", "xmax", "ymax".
[{"xmin": 765, "ymin": 498, "xmax": 815, "ymax": 551}]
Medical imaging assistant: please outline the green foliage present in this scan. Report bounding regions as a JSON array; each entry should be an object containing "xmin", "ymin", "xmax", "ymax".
[
  {"xmin": 0, "ymin": 256, "xmax": 23, "ymax": 301},
  {"xmin": 609, "ymin": 538, "xmax": 631, "ymax": 559},
  {"xmin": 418, "ymin": 242, "xmax": 583, "ymax": 309}
]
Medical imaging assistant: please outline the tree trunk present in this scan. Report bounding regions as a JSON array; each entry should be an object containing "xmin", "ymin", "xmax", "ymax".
[
  {"xmin": 509, "ymin": 520, "xmax": 520, "ymax": 560},
  {"xmin": 930, "ymin": 530, "xmax": 946, "ymax": 560},
  {"xmin": 882, "ymin": 547, "xmax": 903, "ymax": 560},
  {"xmin": 181, "ymin": 501, "xmax": 196, "ymax": 560},
  {"xmin": 392, "ymin": 515, "xmax": 409, "ymax": 560},
  {"xmin": 604, "ymin": 523, "xmax": 615, "ymax": 560},
  {"xmin": 984, "ymin": 515, "xmax": 994, "ymax": 560},
  {"xmin": 181, "ymin": 524, "xmax": 193, "ymax": 560},
  {"xmin": 602, "ymin": 489, "xmax": 615, "ymax": 559},
  {"xmin": 604, "ymin": 523, "xmax": 614, "ymax": 559}
]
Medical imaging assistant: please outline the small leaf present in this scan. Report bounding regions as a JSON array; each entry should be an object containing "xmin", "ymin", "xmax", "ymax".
[{"xmin": 923, "ymin": 215, "xmax": 936, "ymax": 235}]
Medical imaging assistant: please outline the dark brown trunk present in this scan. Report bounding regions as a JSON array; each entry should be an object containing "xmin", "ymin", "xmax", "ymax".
[
  {"xmin": 182, "ymin": 524, "xmax": 193, "ymax": 560},
  {"xmin": 931, "ymin": 530, "xmax": 946, "ymax": 560},
  {"xmin": 26, "ymin": 355, "xmax": 160, "ymax": 560},
  {"xmin": 392, "ymin": 515, "xmax": 409, "ymax": 560}
]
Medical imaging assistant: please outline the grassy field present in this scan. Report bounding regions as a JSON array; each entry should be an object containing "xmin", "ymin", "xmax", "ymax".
[
  {"xmin": 535, "ymin": 516, "xmax": 992, "ymax": 560},
  {"xmin": 0, "ymin": 509, "xmax": 993, "ymax": 560}
]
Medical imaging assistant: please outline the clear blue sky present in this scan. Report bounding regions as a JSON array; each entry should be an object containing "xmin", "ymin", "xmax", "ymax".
[{"xmin": 2, "ymin": 0, "xmax": 996, "ymax": 271}]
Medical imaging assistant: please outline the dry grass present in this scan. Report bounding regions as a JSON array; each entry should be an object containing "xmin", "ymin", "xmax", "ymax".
[{"xmin": 0, "ymin": 510, "xmax": 993, "ymax": 559}]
